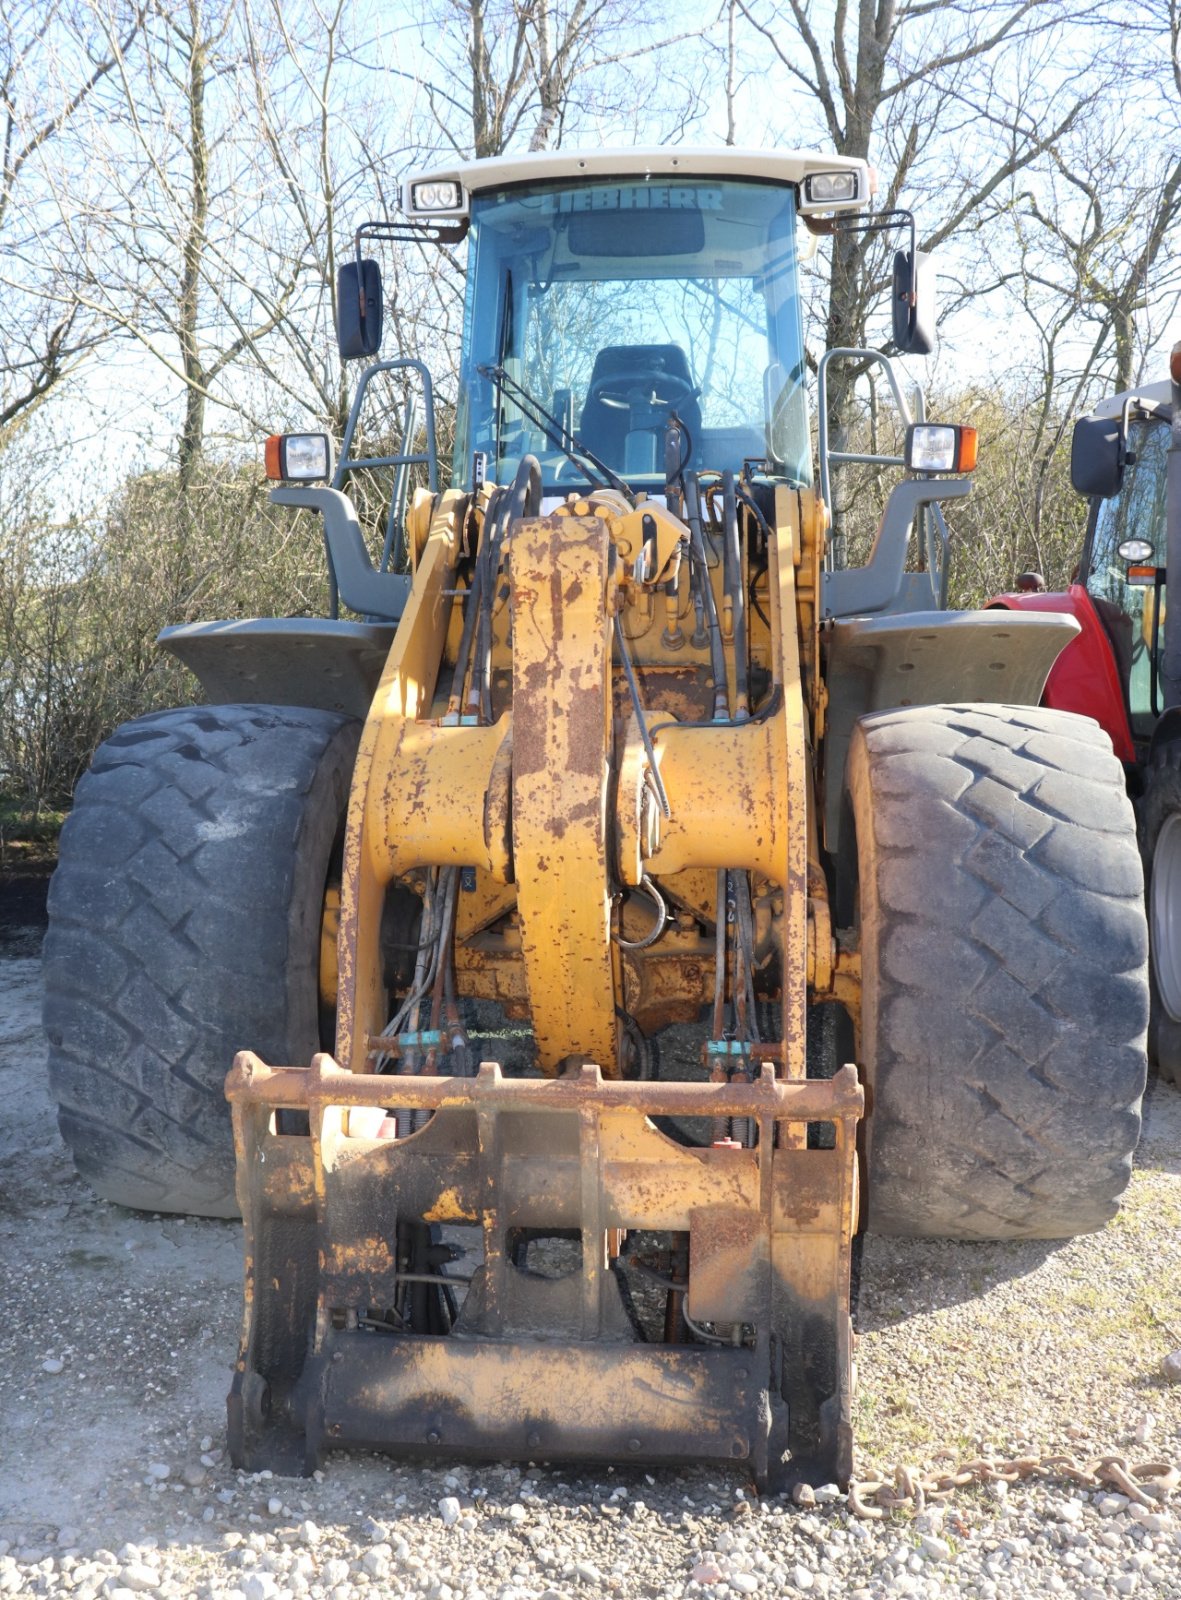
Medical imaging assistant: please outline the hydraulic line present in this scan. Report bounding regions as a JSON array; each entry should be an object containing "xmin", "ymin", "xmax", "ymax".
[
  {"xmin": 446, "ymin": 488, "xmax": 502, "ymax": 717},
  {"xmin": 615, "ymin": 874, "xmax": 668, "ymax": 951},
  {"xmin": 613, "ymin": 613, "xmax": 671, "ymax": 818},
  {"xmin": 722, "ymin": 471, "xmax": 749, "ymax": 718},
  {"xmin": 711, "ymin": 868, "xmax": 730, "ymax": 1145},
  {"xmin": 467, "ymin": 493, "xmax": 509, "ymax": 721},
  {"xmin": 682, "ymin": 470, "xmax": 729, "ymax": 719},
  {"xmin": 467, "ymin": 457, "xmax": 541, "ymax": 722}
]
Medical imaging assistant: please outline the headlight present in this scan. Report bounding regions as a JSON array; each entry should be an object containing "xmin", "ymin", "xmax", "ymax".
[
  {"xmin": 411, "ymin": 180, "xmax": 463, "ymax": 212},
  {"xmin": 264, "ymin": 433, "xmax": 333, "ymax": 482},
  {"xmin": 905, "ymin": 423, "xmax": 978, "ymax": 474},
  {"xmin": 804, "ymin": 171, "xmax": 859, "ymax": 205},
  {"xmin": 1118, "ymin": 539, "xmax": 1155, "ymax": 563}
]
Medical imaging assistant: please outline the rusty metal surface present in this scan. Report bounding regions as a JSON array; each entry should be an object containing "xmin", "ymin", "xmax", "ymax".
[
  {"xmin": 308, "ymin": 1335, "xmax": 761, "ymax": 1469},
  {"xmin": 228, "ymin": 1054, "xmax": 861, "ymax": 1119},
  {"xmin": 510, "ymin": 514, "xmax": 619, "ymax": 1074},
  {"xmin": 228, "ymin": 1051, "xmax": 861, "ymax": 1488},
  {"xmin": 227, "ymin": 468, "xmax": 867, "ymax": 1493}
]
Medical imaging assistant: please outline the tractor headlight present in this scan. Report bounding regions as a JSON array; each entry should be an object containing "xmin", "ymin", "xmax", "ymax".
[
  {"xmin": 804, "ymin": 171, "xmax": 859, "ymax": 206},
  {"xmin": 1118, "ymin": 539, "xmax": 1155, "ymax": 563},
  {"xmin": 264, "ymin": 432, "xmax": 333, "ymax": 482},
  {"xmin": 905, "ymin": 423, "xmax": 978, "ymax": 474},
  {"xmin": 411, "ymin": 180, "xmax": 464, "ymax": 212}
]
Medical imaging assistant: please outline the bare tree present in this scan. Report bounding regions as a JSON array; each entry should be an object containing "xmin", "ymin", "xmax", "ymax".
[
  {"xmin": 732, "ymin": 0, "xmax": 1112, "ymax": 540},
  {"xmin": 404, "ymin": 0, "xmax": 704, "ymax": 160},
  {"xmin": 59, "ymin": 0, "xmax": 413, "ymax": 486},
  {"xmin": 0, "ymin": 0, "xmax": 146, "ymax": 436},
  {"xmin": 1017, "ymin": 148, "xmax": 1181, "ymax": 396}
]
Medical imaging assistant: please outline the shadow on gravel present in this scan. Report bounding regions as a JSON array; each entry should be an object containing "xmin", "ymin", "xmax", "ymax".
[
  {"xmin": 1139, "ymin": 1076, "xmax": 1181, "ymax": 1176},
  {"xmin": 0, "ymin": 863, "xmax": 50, "ymax": 958},
  {"xmin": 853, "ymin": 1076, "xmax": 1181, "ymax": 1334},
  {"xmin": 853, "ymin": 1232, "xmax": 1061, "ymax": 1334}
]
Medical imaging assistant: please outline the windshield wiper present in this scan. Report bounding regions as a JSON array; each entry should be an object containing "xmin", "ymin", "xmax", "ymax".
[{"xmin": 476, "ymin": 364, "xmax": 635, "ymax": 503}]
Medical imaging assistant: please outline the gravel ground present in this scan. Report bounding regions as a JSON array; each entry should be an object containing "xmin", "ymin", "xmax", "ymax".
[{"xmin": 3, "ymin": 945, "xmax": 1181, "ymax": 1600}]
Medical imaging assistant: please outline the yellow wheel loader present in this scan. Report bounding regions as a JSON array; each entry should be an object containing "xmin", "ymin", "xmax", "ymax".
[{"xmin": 43, "ymin": 148, "xmax": 1150, "ymax": 1491}]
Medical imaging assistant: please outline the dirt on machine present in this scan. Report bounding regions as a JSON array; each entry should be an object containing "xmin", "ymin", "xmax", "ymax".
[{"xmin": 43, "ymin": 147, "xmax": 1150, "ymax": 1492}]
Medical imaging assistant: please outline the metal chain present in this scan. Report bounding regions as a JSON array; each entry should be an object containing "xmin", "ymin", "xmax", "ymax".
[{"xmin": 797, "ymin": 1452, "xmax": 1181, "ymax": 1520}]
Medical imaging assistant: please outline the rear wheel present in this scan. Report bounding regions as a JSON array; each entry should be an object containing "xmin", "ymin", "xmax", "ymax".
[
  {"xmin": 847, "ymin": 703, "xmax": 1147, "ymax": 1240},
  {"xmin": 1142, "ymin": 743, "xmax": 1181, "ymax": 1085},
  {"xmin": 44, "ymin": 704, "xmax": 359, "ymax": 1217}
]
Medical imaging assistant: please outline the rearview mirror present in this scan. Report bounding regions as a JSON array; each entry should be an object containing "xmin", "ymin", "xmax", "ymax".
[
  {"xmin": 1070, "ymin": 414, "xmax": 1127, "ymax": 499},
  {"xmin": 337, "ymin": 258, "xmax": 383, "ymax": 360},
  {"xmin": 892, "ymin": 248, "xmax": 937, "ymax": 355}
]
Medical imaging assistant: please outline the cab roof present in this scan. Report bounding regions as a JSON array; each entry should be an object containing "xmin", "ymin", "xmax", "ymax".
[{"xmin": 402, "ymin": 145, "xmax": 871, "ymax": 216}]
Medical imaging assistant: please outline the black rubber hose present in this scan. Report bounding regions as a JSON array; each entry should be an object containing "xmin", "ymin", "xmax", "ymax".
[
  {"xmin": 468, "ymin": 456, "xmax": 541, "ymax": 720},
  {"xmin": 683, "ymin": 471, "xmax": 729, "ymax": 718},
  {"xmin": 722, "ymin": 471, "xmax": 749, "ymax": 717}
]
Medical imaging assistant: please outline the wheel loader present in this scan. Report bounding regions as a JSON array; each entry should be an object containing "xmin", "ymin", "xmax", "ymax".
[
  {"xmin": 991, "ymin": 340, "xmax": 1181, "ymax": 1083},
  {"xmin": 43, "ymin": 148, "xmax": 1150, "ymax": 1491}
]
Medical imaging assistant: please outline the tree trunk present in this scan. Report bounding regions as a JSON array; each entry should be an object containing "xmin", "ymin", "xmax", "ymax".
[{"xmin": 177, "ymin": 0, "xmax": 210, "ymax": 497}]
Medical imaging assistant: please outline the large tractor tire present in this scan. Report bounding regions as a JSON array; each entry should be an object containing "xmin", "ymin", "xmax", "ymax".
[
  {"xmin": 847, "ymin": 703, "xmax": 1148, "ymax": 1240},
  {"xmin": 44, "ymin": 704, "xmax": 360, "ymax": 1217},
  {"xmin": 1141, "ymin": 741, "xmax": 1181, "ymax": 1085}
]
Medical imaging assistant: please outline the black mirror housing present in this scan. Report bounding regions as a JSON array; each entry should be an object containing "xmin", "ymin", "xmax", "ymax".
[
  {"xmin": 337, "ymin": 259, "xmax": 383, "ymax": 360},
  {"xmin": 1070, "ymin": 414, "xmax": 1126, "ymax": 499},
  {"xmin": 892, "ymin": 248, "xmax": 937, "ymax": 355}
]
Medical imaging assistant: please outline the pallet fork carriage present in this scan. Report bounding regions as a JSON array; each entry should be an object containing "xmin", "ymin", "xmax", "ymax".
[
  {"xmin": 228, "ymin": 1058, "xmax": 861, "ymax": 1484},
  {"xmin": 43, "ymin": 146, "xmax": 1149, "ymax": 1493}
]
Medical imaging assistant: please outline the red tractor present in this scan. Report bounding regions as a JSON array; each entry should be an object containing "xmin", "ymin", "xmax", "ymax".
[{"xmin": 992, "ymin": 341, "xmax": 1181, "ymax": 1081}]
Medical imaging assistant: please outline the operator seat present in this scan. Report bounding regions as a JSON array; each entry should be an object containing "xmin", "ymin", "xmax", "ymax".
[{"xmin": 577, "ymin": 343, "xmax": 702, "ymax": 472}]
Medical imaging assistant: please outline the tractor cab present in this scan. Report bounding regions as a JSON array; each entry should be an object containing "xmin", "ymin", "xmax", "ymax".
[
  {"xmin": 452, "ymin": 169, "xmax": 812, "ymax": 492},
  {"xmin": 1081, "ymin": 398, "xmax": 1172, "ymax": 744},
  {"xmin": 995, "ymin": 373, "xmax": 1177, "ymax": 765},
  {"xmin": 340, "ymin": 148, "xmax": 883, "ymax": 496}
]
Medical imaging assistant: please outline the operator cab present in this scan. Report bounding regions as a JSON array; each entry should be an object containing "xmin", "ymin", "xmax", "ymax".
[
  {"xmin": 455, "ymin": 171, "xmax": 810, "ymax": 493},
  {"xmin": 396, "ymin": 149, "xmax": 873, "ymax": 497},
  {"xmin": 1077, "ymin": 389, "xmax": 1173, "ymax": 737}
]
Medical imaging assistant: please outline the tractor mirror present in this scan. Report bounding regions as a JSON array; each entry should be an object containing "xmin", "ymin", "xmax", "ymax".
[
  {"xmin": 1070, "ymin": 415, "xmax": 1126, "ymax": 499},
  {"xmin": 892, "ymin": 248, "xmax": 937, "ymax": 355},
  {"xmin": 337, "ymin": 258, "xmax": 383, "ymax": 360}
]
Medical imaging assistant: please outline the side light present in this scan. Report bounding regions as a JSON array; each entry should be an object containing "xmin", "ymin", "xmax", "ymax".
[
  {"xmin": 410, "ymin": 180, "xmax": 463, "ymax": 212},
  {"xmin": 1118, "ymin": 539, "xmax": 1155, "ymax": 562},
  {"xmin": 804, "ymin": 171, "xmax": 859, "ymax": 206},
  {"xmin": 1126, "ymin": 564, "xmax": 1159, "ymax": 587},
  {"xmin": 905, "ymin": 423, "xmax": 978, "ymax": 474},
  {"xmin": 264, "ymin": 433, "xmax": 333, "ymax": 482}
]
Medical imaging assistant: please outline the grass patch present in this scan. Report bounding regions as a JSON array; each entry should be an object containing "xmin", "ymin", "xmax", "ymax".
[{"xmin": 0, "ymin": 798, "xmax": 66, "ymax": 873}]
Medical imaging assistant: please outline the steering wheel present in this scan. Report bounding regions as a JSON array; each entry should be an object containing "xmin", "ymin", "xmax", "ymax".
[{"xmin": 587, "ymin": 371, "xmax": 699, "ymax": 412}]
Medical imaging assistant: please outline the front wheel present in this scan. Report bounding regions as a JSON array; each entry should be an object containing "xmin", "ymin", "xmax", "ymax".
[
  {"xmin": 1142, "ymin": 743, "xmax": 1181, "ymax": 1085},
  {"xmin": 847, "ymin": 703, "xmax": 1148, "ymax": 1240},
  {"xmin": 43, "ymin": 704, "xmax": 360, "ymax": 1217}
]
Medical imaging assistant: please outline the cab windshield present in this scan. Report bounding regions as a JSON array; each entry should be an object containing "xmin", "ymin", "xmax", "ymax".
[
  {"xmin": 453, "ymin": 176, "xmax": 810, "ymax": 493},
  {"xmin": 1086, "ymin": 416, "xmax": 1169, "ymax": 731}
]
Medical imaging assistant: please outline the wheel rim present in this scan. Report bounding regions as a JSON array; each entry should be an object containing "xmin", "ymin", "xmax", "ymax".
[{"xmin": 1151, "ymin": 811, "xmax": 1181, "ymax": 1021}]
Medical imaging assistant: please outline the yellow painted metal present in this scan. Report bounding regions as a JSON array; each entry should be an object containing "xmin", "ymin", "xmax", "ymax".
[
  {"xmin": 319, "ymin": 885, "xmax": 341, "ymax": 1010},
  {"xmin": 640, "ymin": 719, "xmax": 789, "ymax": 882},
  {"xmin": 374, "ymin": 718, "xmax": 511, "ymax": 882},
  {"xmin": 335, "ymin": 498, "xmax": 465, "ymax": 1077},
  {"xmin": 767, "ymin": 485, "xmax": 812, "ymax": 1086},
  {"xmin": 333, "ymin": 473, "xmax": 827, "ymax": 1086},
  {"xmin": 510, "ymin": 513, "xmax": 620, "ymax": 1075}
]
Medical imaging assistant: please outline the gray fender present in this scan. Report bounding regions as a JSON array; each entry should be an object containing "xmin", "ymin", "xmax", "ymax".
[
  {"xmin": 821, "ymin": 608, "xmax": 1081, "ymax": 849},
  {"xmin": 158, "ymin": 617, "xmax": 395, "ymax": 721}
]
